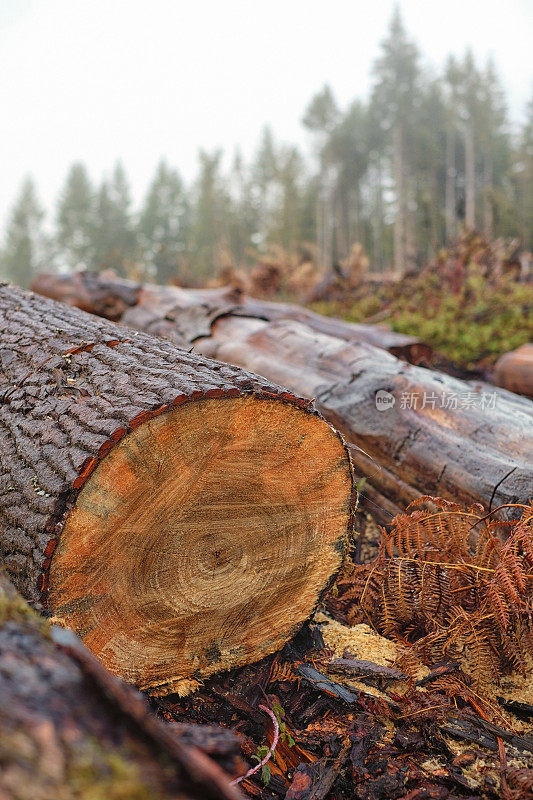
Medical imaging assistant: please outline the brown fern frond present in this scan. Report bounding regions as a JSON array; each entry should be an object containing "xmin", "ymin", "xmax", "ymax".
[
  {"xmin": 335, "ymin": 497, "xmax": 533, "ymax": 687},
  {"xmin": 391, "ymin": 646, "xmax": 421, "ymax": 680},
  {"xmin": 473, "ymin": 528, "xmax": 501, "ymax": 570},
  {"xmin": 269, "ymin": 661, "xmax": 300, "ymax": 686}
]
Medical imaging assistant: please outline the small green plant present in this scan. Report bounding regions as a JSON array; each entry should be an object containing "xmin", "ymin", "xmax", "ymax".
[
  {"xmin": 272, "ymin": 701, "xmax": 295, "ymax": 748},
  {"xmin": 251, "ymin": 745, "xmax": 272, "ymax": 786}
]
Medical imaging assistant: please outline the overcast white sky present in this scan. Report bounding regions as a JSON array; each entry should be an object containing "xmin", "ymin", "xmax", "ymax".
[{"xmin": 1, "ymin": 0, "xmax": 531, "ymax": 232}]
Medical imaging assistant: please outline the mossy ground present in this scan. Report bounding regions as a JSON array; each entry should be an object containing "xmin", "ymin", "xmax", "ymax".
[{"xmin": 312, "ymin": 268, "xmax": 533, "ymax": 369}]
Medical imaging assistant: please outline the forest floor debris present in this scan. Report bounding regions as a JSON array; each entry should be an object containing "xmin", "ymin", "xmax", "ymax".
[{"xmin": 154, "ymin": 497, "xmax": 533, "ymax": 799}]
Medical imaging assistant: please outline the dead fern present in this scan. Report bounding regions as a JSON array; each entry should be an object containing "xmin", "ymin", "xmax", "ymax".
[{"xmin": 332, "ymin": 497, "xmax": 533, "ymax": 687}]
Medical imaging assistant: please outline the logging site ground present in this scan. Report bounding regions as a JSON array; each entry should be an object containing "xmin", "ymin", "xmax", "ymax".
[{"xmin": 1, "ymin": 3, "xmax": 533, "ymax": 800}]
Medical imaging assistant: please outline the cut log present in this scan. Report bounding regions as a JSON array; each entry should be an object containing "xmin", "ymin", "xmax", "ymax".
[
  {"xmin": 494, "ymin": 343, "xmax": 533, "ymax": 399},
  {"xmin": 0, "ymin": 574, "xmax": 244, "ymax": 800},
  {"xmin": 194, "ymin": 317, "xmax": 532, "ymax": 523},
  {"xmin": 134, "ymin": 284, "xmax": 432, "ymax": 364},
  {"xmin": 0, "ymin": 284, "xmax": 355, "ymax": 695},
  {"xmin": 31, "ymin": 272, "xmax": 432, "ymax": 364},
  {"xmin": 29, "ymin": 275, "xmax": 532, "ymax": 521},
  {"xmin": 31, "ymin": 270, "xmax": 142, "ymax": 320}
]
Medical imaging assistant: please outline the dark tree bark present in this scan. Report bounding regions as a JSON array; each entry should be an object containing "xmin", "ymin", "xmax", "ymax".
[
  {"xmin": 0, "ymin": 284, "xmax": 355, "ymax": 695},
  {"xmin": 0, "ymin": 574, "xmax": 244, "ymax": 800}
]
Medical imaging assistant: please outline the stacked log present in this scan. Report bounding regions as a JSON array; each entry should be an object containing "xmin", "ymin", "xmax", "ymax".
[
  {"xmin": 31, "ymin": 273, "xmax": 432, "ymax": 364},
  {"xmin": 120, "ymin": 288, "xmax": 533, "ymax": 522},
  {"xmin": 194, "ymin": 317, "xmax": 533, "ymax": 524},
  {"xmin": 0, "ymin": 284, "xmax": 355, "ymax": 694},
  {"xmin": 29, "ymin": 274, "xmax": 533, "ymax": 521}
]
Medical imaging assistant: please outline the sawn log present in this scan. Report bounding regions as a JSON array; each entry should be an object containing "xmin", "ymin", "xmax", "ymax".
[
  {"xmin": 31, "ymin": 273, "xmax": 432, "ymax": 364},
  {"xmin": 0, "ymin": 284, "xmax": 355, "ymax": 694},
  {"xmin": 494, "ymin": 343, "xmax": 533, "ymax": 399}
]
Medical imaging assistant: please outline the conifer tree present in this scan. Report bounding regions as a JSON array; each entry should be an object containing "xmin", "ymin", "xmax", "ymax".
[
  {"xmin": 190, "ymin": 150, "xmax": 227, "ymax": 279},
  {"xmin": 93, "ymin": 162, "xmax": 136, "ymax": 273},
  {"xmin": 303, "ymin": 85, "xmax": 340, "ymax": 268},
  {"xmin": 56, "ymin": 163, "xmax": 94, "ymax": 270},
  {"xmin": 138, "ymin": 160, "xmax": 190, "ymax": 284},
  {"xmin": 1, "ymin": 177, "xmax": 47, "ymax": 287},
  {"xmin": 371, "ymin": 6, "xmax": 420, "ymax": 272}
]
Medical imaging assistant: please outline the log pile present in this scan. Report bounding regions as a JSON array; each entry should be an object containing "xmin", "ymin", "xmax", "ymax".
[
  {"xmin": 31, "ymin": 273, "xmax": 531, "ymax": 524},
  {"xmin": 193, "ymin": 316, "xmax": 532, "ymax": 524},
  {"xmin": 31, "ymin": 273, "xmax": 432, "ymax": 364},
  {"xmin": 5, "ymin": 274, "xmax": 533, "ymax": 798},
  {"xmin": 0, "ymin": 284, "xmax": 355, "ymax": 695}
]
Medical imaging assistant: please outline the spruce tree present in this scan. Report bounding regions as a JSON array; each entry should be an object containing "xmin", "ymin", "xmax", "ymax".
[
  {"xmin": 1, "ymin": 177, "xmax": 47, "ymax": 288},
  {"xmin": 56, "ymin": 163, "xmax": 94, "ymax": 270},
  {"xmin": 371, "ymin": 5, "xmax": 421, "ymax": 271},
  {"xmin": 93, "ymin": 162, "xmax": 135, "ymax": 273},
  {"xmin": 138, "ymin": 160, "xmax": 190, "ymax": 284},
  {"xmin": 190, "ymin": 150, "xmax": 227, "ymax": 279},
  {"xmin": 515, "ymin": 94, "xmax": 533, "ymax": 249},
  {"xmin": 250, "ymin": 126, "xmax": 279, "ymax": 248}
]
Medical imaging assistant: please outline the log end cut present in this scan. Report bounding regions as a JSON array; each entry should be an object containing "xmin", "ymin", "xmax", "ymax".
[
  {"xmin": 494, "ymin": 343, "xmax": 533, "ymax": 399},
  {"xmin": 48, "ymin": 396, "xmax": 353, "ymax": 695}
]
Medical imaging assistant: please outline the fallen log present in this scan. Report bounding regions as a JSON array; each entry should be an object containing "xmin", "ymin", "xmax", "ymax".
[
  {"xmin": 31, "ymin": 272, "xmax": 432, "ymax": 364},
  {"xmin": 0, "ymin": 574, "xmax": 244, "ymax": 800},
  {"xmin": 494, "ymin": 343, "xmax": 533, "ymax": 399},
  {"xmin": 0, "ymin": 284, "xmax": 355, "ymax": 695},
  {"xmin": 193, "ymin": 317, "xmax": 532, "ymax": 523},
  {"xmin": 116, "ymin": 287, "xmax": 533, "ymax": 522},
  {"xmin": 29, "ymin": 276, "xmax": 532, "ymax": 520},
  {"xmin": 31, "ymin": 270, "xmax": 142, "ymax": 320}
]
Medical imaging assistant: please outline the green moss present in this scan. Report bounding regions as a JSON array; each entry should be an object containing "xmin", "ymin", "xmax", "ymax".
[
  {"xmin": 0, "ymin": 592, "xmax": 50, "ymax": 637},
  {"xmin": 67, "ymin": 741, "xmax": 163, "ymax": 800},
  {"xmin": 311, "ymin": 270, "xmax": 533, "ymax": 369},
  {"xmin": 391, "ymin": 275, "xmax": 532, "ymax": 368}
]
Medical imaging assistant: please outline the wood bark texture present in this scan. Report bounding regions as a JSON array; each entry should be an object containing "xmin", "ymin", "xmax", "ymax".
[
  {"xmin": 0, "ymin": 574, "xmax": 245, "ymax": 800},
  {"xmin": 0, "ymin": 284, "xmax": 355, "ymax": 694}
]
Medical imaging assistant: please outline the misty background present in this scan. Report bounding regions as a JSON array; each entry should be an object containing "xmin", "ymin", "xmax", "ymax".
[{"xmin": 1, "ymin": 0, "xmax": 532, "ymax": 286}]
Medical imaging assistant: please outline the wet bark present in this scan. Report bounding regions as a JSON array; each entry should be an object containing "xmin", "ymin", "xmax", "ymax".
[
  {"xmin": 32, "ymin": 274, "xmax": 432, "ymax": 365},
  {"xmin": 0, "ymin": 574, "xmax": 244, "ymax": 800}
]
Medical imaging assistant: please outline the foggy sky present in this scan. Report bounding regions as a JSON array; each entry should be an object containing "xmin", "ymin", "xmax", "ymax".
[{"xmin": 1, "ymin": 0, "xmax": 531, "ymax": 230}]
